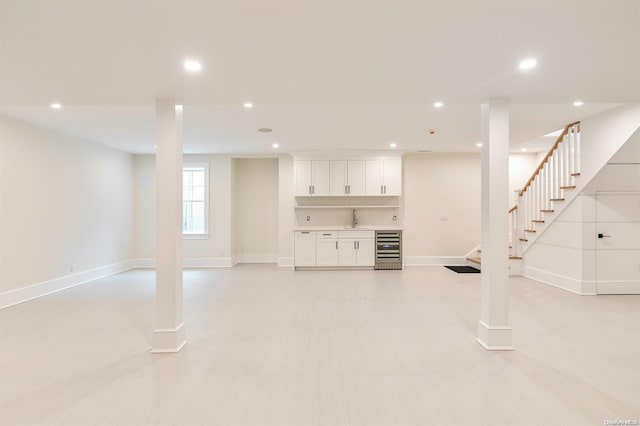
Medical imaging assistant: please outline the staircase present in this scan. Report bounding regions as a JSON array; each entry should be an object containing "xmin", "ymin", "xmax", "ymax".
[
  {"xmin": 510, "ymin": 122, "xmax": 581, "ymax": 256},
  {"xmin": 467, "ymin": 121, "xmax": 581, "ymax": 272}
]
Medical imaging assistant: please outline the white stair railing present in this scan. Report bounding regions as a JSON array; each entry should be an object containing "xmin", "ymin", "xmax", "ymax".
[{"xmin": 511, "ymin": 122, "xmax": 581, "ymax": 257}]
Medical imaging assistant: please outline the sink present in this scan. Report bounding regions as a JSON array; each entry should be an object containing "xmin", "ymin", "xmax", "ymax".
[{"xmin": 343, "ymin": 226, "xmax": 370, "ymax": 230}]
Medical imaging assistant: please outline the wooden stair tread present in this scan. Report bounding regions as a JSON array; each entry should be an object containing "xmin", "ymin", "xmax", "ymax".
[
  {"xmin": 524, "ymin": 229, "xmax": 536, "ymax": 233},
  {"xmin": 532, "ymin": 220, "xmax": 545, "ymax": 223},
  {"xmin": 571, "ymin": 172, "xmax": 581, "ymax": 176},
  {"xmin": 509, "ymin": 256, "xmax": 522, "ymax": 260},
  {"xmin": 550, "ymin": 198, "xmax": 565, "ymax": 201},
  {"xmin": 467, "ymin": 256, "xmax": 522, "ymax": 263},
  {"xmin": 541, "ymin": 209, "xmax": 554, "ymax": 213},
  {"xmin": 467, "ymin": 257, "xmax": 481, "ymax": 263},
  {"xmin": 560, "ymin": 185, "xmax": 576, "ymax": 189},
  {"xmin": 519, "ymin": 238, "xmax": 528, "ymax": 242}
]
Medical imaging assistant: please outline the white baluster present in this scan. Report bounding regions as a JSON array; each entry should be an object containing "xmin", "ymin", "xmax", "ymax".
[
  {"xmin": 563, "ymin": 134, "xmax": 570, "ymax": 187},
  {"xmin": 568, "ymin": 127, "xmax": 575, "ymax": 184},
  {"xmin": 575, "ymin": 125, "xmax": 581, "ymax": 175}
]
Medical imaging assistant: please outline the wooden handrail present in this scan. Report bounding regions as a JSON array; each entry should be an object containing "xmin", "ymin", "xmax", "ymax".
[
  {"xmin": 519, "ymin": 121, "xmax": 580, "ymax": 196},
  {"xmin": 508, "ymin": 206, "xmax": 517, "ymax": 214}
]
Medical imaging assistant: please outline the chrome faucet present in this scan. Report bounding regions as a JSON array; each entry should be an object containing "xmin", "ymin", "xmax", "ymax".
[{"xmin": 352, "ymin": 208, "xmax": 358, "ymax": 228}]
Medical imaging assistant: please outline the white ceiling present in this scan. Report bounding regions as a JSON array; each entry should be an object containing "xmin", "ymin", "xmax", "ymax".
[{"xmin": 1, "ymin": 0, "xmax": 638, "ymax": 154}]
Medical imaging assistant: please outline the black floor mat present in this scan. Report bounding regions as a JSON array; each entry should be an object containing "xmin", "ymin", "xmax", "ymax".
[{"xmin": 445, "ymin": 265, "xmax": 480, "ymax": 273}]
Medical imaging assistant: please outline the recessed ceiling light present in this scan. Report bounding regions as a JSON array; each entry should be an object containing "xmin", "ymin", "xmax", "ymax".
[
  {"xmin": 521, "ymin": 148, "xmax": 528, "ymax": 152},
  {"xmin": 519, "ymin": 58, "xmax": 537, "ymax": 70},
  {"xmin": 50, "ymin": 103, "xmax": 62, "ymax": 109},
  {"xmin": 243, "ymin": 102, "xmax": 253, "ymax": 109},
  {"xmin": 476, "ymin": 143, "xmax": 483, "ymax": 147},
  {"xmin": 184, "ymin": 59, "xmax": 202, "ymax": 72},
  {"xmin": 390, "ymin": 142, "xmax": 397, "ymax": 148},
  {"xmin": 175, "ymin": 104, "xmax": 183, "ymax": 110},
  {"xmin": 428, "ymin": 129, "xmax": 436, "ymax": 135},
  {"xmin": 573, "ymin": 100, "xmax": 584, "ymax": 107},
  {"xmin": 434, "ymin": 102, "xmax": 444, "ymax": 108},
  {"xmin": 272, "ymin": 143, "xmax": 279, "ymax": 148},
  {"xmin": 258, "ymin": 128, "xmax": 273, "ymax": 133}
]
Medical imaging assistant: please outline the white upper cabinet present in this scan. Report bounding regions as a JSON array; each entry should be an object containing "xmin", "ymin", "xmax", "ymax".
[
  {"xmin": 365, "ymin": 160, "xmax": 401, "ymax": 196},
  {"xmin": 383, "ymin": 160, "xmax": 402, "ymax": 195},
  {"xmin": 295, "ymin": 160, "xmax": 330, "ymax": 196},
  {"xmin": 365, "ymin": 160, "xmax": 384, "ymax": 195},
  {"xmin": 330, "ymin": 160, "xmax": 348, "ymax": 196},
  {"xmin": 297, "ymin": 157, "xmax": 400, "ymax": 197},
  {"xmin": 330, "ymin": 160, "xmax": 365, "ymax": 196},
  {"xmin": 346, "ymin": 160, "xmax": 365, "ymax": 195}
]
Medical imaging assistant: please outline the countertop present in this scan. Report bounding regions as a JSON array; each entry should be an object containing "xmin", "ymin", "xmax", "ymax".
[{"xmin": 293, "ymin": 226, "xmax": 404, "ymax": 231}]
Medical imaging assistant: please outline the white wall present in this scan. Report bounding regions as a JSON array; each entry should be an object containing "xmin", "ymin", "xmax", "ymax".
[
  {"xmin": 232, "ymin": 158, "xmax": 279, "ymax": 262},
  {"xmin": 402, "ymin": 153, "xmax": 481, "ymax": 263},
  {"xmin": 0, "ymin": 115, "xmax": 133, "ymax": 303},
  {"xmin": 278, "ymin": 155, "xmax": 295, "ymax": 266},
  {"xmin": 509, "ymin": 153, "xmax": 538, "ymax": 206},
  {"xmin": 133, "ymin": 154, "xmax": 234, "ymax": 266}
]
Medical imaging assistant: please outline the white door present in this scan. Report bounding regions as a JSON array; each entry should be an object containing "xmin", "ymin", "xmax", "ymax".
[
  {"xmin": 356, "ymin": 239, "xmax": 375, "ymax": 266},
  {"xmin": 295, "ymin": 160, "xmax": 312, "ymax": 196},
  {"xmin": 595, "ymin": 192, "xmax": 640, "ymax": 294},
  {"xmin": 316, "ymin": 238, "xmax": 339, "ymax": 266},
  {"xmin": 338, "ymin": 239, "xmax": 357, "ymax": 266},
  {"xmin": 383, "ymin": 160, "xmax": 402, "ymax": 195},
  {"xmin": 330, "ymin": 160, "xmax": 348, "ymax": 196},
  {"xmin": 347, "ymin": 160, "xmax": 365, "ymax": 196},
  {"xmin": 312, "ymin": 160, "xmax": 331, "ymax": 196},
  {"xmin": 294, "ymin": 231, "xmax": 316, "ymax": 266},
  {"xmin": 365, "ymin": 160, "xmax": 384, "ymax": 195}
]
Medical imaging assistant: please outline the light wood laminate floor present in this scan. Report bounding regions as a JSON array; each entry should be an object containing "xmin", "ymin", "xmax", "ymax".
[{"xmin": 1, "ymin": 265, "xmax": 639, "ymax": 425}]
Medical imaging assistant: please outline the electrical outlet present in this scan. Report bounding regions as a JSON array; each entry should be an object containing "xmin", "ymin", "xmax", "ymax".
[{"xmin": 306, "ymin": 216, "xmax": 311, "ymax": 221}]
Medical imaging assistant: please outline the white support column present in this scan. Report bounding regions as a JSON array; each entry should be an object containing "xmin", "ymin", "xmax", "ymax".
[
  {"xmin": 477, "ymin": 98, "xmax": 513, "ymax": 351},
  {"xmin": 151, "ymin": 99, "xmax": 186, "ymax": 353}
]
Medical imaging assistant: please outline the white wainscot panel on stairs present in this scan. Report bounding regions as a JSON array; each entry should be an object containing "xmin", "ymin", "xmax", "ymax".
[
  {"xmin": 536, "ymin": 221, "xmax": 596, "ymax": 250},
  {"xmin": 556, "ymin": 194, "xmax": 596, "ymax": 222},
  {"xmin": 523, "ymin": 244, "xmax": 596, "ymax": 294}
]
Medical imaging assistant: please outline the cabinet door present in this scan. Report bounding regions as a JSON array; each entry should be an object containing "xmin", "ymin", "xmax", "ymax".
[
  {"xmin": 356, "ymin": 239, "xmax": 375, "ymax": 266},
  {"xmin": 365, "ymin": 160, "xmax": 384, "ymax": 195},
  {"xmin": 312, "ymin": 160, "xmax": 331, "ymax": 196},
  {"xmin": 338, "ymin": 239, "xmax": 357, "ymax": 266},
  {"xmin": 316, "ymin": 238, "xmax": 339, "ymax": 266},
  {"xmin": 294, "ymin": 231, "xmax": 316, "ymax": 266},
  {"xmin": 295, "ymin": 160, "xmax": 312, "ymax": 196},
  {"xmin": 383, "ymin": 160, "xmax": 402, "ymax": 195},
  {"xmin": 347, "ymin": 160, "xmax": 364, "ymax": 196},
  {"xmin": 330, "ymin": 160, "xmax": 348, "ymax": 196}
]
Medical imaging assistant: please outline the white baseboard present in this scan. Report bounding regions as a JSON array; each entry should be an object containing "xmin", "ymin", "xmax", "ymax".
[
  {"xmin": 404, "ymin": 256, "xmax": 466, "ymax": 266},
  {"xmin": 278, "ymin": 257, "xmax": 294, "ymax": 268},
  {"xmin": 596, "ymin": 281, "xmax": 640, "ymax": 295},
  {"xmin": 133, "ymin": 258, "xmax": 234, "ymax": 268},
  {"xmin": 0, "ymin": 260, "xmax": 137, "ymax": 309},
  {"xmin": 522, "ymin": 265, "xmax": 596, "ymax": 295},
  {"xmin": 235, "ymin": 254, "xmax": 278, "ymax": 264}
]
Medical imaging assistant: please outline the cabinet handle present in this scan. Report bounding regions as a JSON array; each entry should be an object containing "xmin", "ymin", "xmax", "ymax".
[
  {"xmin": 384, "ymin": 185, "xmax": 386, "ymax": 194},
  {"xmin": 301, "ymin": 232, "xmax": 310, "ymax": 234},
  {"xmin": 336, "ymin": 241, "xmax": 338, "ymax": 250},
  {"xmin": 357, "ymin": 241, "xmax": 360, "ymax": 249},
  {"xmin": 381, "ymin": 185, "xmax": 384, "ymax": 194},
  {"xmin": 348, "ymin": 185, "xmax": 351, "ymax": 194},
  {"xmin": 312, "ymin": 185, "xmax": 315, "ymax": 194},
  {"xmin": 308, "ymin": 185, "xmax": 311, "ymax": 195},
  {"xmin": 354, "ymin": 241, "xmax": 357, "ymax": 249},
  {"xmin": 345, "ymin": 185, "xmax": 348, "ymax": 194}
]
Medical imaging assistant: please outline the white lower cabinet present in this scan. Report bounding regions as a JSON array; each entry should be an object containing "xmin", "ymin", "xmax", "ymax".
[
  {"xmin": 294, "ymin": 231, "xmax": 316, "ymax": 267},
  {"xmin": 316, "ymin": 238, "xmax": 339, "ymax": 266},
  {"xmin": 294, "ymin": 230, "xmax": 374, "ymax": 268}
]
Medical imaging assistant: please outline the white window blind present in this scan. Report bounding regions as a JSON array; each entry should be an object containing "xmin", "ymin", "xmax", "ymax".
[{"xmin": 183, "ymin": 165, "xmax": 208, "ymax": 236}]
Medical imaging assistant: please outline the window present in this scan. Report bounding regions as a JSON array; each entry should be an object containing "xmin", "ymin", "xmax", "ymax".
[{"xmin": 183, "ymin": 164, "xmax": 208, "ymax": 237}]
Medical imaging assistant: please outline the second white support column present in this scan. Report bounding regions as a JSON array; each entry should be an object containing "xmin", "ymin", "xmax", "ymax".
[
  {"xmin": 151, "ymin": 100, "xmax": 186, "ymax": 353},
  {"xmin": 477, "ymin": 98, "xmax": 513, "ymax": 351}
]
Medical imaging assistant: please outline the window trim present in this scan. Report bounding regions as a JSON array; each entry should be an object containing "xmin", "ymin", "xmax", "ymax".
[{"xmin": 182, "ymin": 162, "xmax": 209, "ymax": 239}]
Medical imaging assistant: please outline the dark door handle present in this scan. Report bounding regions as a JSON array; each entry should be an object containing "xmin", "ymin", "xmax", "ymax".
[{"xmin": 597, "ymin": 233, "xmax": 611, "ymax": 239}]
